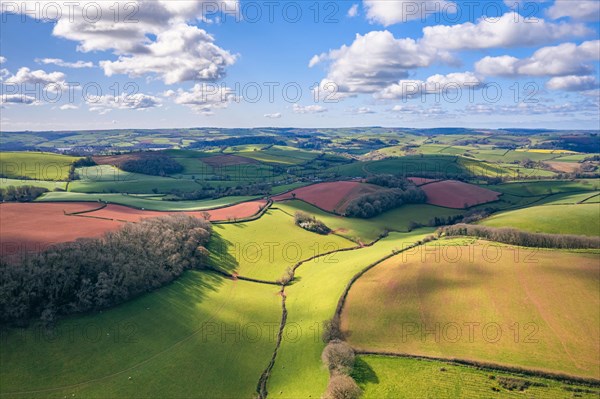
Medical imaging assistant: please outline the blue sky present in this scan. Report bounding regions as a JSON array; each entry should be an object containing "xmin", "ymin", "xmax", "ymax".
[{"xmin": 0, "ymin": 0, "xmax": 599, "ymax": 131}]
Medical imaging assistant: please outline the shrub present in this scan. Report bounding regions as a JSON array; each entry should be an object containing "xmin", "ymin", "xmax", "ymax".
[
  {"xmin": 0, "ymin": 185, "xmax": 48, "ymax": 202},
  {"xmin": 323, "ymin": 374, "xmax": 362, "ymax": 399},
  {"xmin": 295, "ymin": 211, "xmax": 332, "ymax": 235},
  {"xmin": 322, "ymin": 339, "xmax": 355, "ymax": 375},
  {"xmin": 277, "ymin": 267, "xmax": 294, "ymax": 285},
  {"xmin": 322, "ymin": 316, "xmax": 344, "ymax": 342}
]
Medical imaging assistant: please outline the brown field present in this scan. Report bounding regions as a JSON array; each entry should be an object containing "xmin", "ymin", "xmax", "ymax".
[
  {"xmin": 273, "ymin": 181, "xmax": 383, "ymax": 213},
  {"xmin": 82, "ymin": 200, "xmax": 268, "ymax": 222},
  {"xmin": 421, "ymin": 180, "xmax": 501, "ymax": 208},
  {"xmin": 93, "ymin": 153, "xmax": 145, "ymax": 167},
  {"xmin": 544, "ymin": 161, "xmax": 581, "ymax": 173},
  {"xmin": 0, "ymin": 203, "xmax": 122, "ymax": 256},
  {"xmin": 341, "ymin": 241, "xmax": 600, "ymax": 379},
  {"xmin": 201, "ymin": 154, "xmax": 259, "ymax": 167}
]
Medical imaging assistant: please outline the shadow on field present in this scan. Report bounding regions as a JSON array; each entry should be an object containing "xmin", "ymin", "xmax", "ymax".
[
  {"xmin": 205, "ymin": 231, "xmax": 239, "ymax": 274},
  {"xmin": 352, "ymin": 357, "xmax": 379, "ymax": 385}
]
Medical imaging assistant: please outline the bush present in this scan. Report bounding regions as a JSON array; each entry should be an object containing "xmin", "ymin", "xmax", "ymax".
[
  {"xmin": 0, "ymin": 185, "xmax": 48, "ymax": 202},
  {"xmin": 322, "ymin": 316, "xmax": 344, "ymax": 342},
  {"xmin": 323, "ymin": 374, "xmax": 362, "ymax": 399},
  {"xmin": 0, "ymin": 215, "xmax": 212, "ymax": 325},
  {"xmin": 322, "ymin": 339, "xmax": 355, "ymax": 375},
  {"xmin": 295, "ymin": 211, "xmax": 332, "ymax": 235}
]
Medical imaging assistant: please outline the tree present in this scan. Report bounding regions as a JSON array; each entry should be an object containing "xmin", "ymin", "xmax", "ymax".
[
  {"xmin": 322, "ymin": 339, "xmax": 355, "ymax": 375},
  {"xmin": 324, "ymin": 374, "xmax": 362, "ymax": 399}
]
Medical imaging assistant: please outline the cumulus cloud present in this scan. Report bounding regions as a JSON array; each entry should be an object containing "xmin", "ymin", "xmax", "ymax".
[
  {"xmin": 310, "ymin": 31, "xmax": 453, "ymax": 97},
  {"xmin": 363, "ymin": 0, "xmax": 455, "ymax": 25},
  {"xmin": 3, "ymin": 0, "xmax": 238, "ymax": 84},
  {"xmin": 264, "ymin": 113, "xmax": 282, "ymax": 119},
  {"xmin": 293, "ymin": 104, "xmax": 327, "ymax": 114},
  {"xmin": 377, "ymin": 72, "xmax": 483, "ymax": 99},
  {"xmin": 390, "ymin": 104, "xmax": 448, "ymax": 116},
  {"xmin": 347, "ymin": 4, "xmax": 359, "ymax": 17},
  {"xmin": 546, "ymin": 75, "xmax": 599, "ymax": 92},
  {"xmin": 59, "ymin": 104, "xmax": 79, "ymax": 110},
  {"xmin": 0, "ymin": 94, "xmax": 36, "ymax": 105},
  {"xmin": 0, "ymin": 56, "xmax": 6, "ymax": 64},
  {"xmin": 475, "ymin": 40, "xmax": 600, "ymax": 77},
  {"xmin": 4, "ymin": 67, "xmax": 66, "ymax": 86},
  {"xmin": 165, "ymin": 84, "xmax": 236, "ymax": 115},
  {"xmin": 421, "ymin": 12, "xmax": 590, "ymax": 50},
  {"xmin": 36, "ymin": 58, "xmax": 94, "ymax": 68},
  {"xmin": 87, "ymin": 93, "xmax": 162, "ymax": 114},
  {"xmin": 547, "ymin": 0, "xmax": 600, "ymax": 22},
  {"xmin": 353, "ymin": 107, "xmax": 375, "ymax": 114}
]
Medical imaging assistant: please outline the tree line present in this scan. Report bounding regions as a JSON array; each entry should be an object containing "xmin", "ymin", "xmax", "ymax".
[
  {"xmin": 0, "ymin": 215, "xmax": 212, "ymax": 326},
  {"xmin": 0, "ymin": 185, "xmax": 48, "ymax": 202},
  {"xmin": 344, "ymin": 187, "xmax": 427, "ymax": 218},
  {"xmin": 438, "ymin": 224, "xmax": 600, "ymax": 249},
  {"xmin": 169, "ymin": 182, "xmax": 271, "ymax": 200},
  {"xmin": 120, "ymin": 154, "xmax": 184, "ymax": 176}
]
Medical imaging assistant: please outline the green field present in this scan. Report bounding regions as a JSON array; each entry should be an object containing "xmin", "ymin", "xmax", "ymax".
[
  {"xmin": 36, "ymin": 191, "xmax": 260, "ymax": 211},
  {"xmin": 0, "ymin": 271, "xmax": 281, "ymax": 399},
  {"xmin": 492, "ymin": 180, "xmax": 599, "ymax": 197},
  {"xmin": 0, "ymin": 152, "xmax": 79, "ymax": 180},
  {"xmin": 479, "ymin": 203, "xmax": 600, "ymax": 236},
  {"xmin": 355, "ymin": 356, "xmax": 600, "ymax": 399},
  {"xmin": 0, "ymin": 178, "xmax": 68, "ymax": 191},
  {"xmin": 209, "ymin": 209, "xmax": 355, "ymax": 281},
  {"xmin": 267, "ymin": 230, "xmax": 434, "ymax": 398},
  {"xmin": 341, "ymin": 240, "xmax": 600, "ymax": 378}
]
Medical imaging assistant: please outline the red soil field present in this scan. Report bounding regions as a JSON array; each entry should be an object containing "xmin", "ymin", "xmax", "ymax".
[
  {"xmin": 0, "ymin": 203, "xmax": 123, "ymax": 256},
  {"xmin": 83, "ymin": 200, "xmax": 268, "ymax": 222},
  {"xmin": 272, "ymin": 181, "xmax": 382, "ymax": 213},
  {"xmin": 421, "ymin": 180, "xmax": 501, "ymax": 208},
  {"xmin": 544, "ymin": 161, "xmax": 581, "ymax": 173},
  {"xmin": 202, "ymin": 154, "xmax": 259, "ymax": 167}
]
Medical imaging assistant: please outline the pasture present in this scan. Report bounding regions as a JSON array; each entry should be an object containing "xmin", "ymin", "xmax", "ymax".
[
  {"xmin": 0, "ymin": 152, "xmax": 79, "ymax": 181},
  {"xmin": 341, "ymin": 240, "xmax": 600, "ymax": 378}
]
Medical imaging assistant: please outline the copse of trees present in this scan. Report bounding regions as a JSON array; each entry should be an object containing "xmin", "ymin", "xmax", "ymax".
[
  {"xmin": 0, "ymin": 215, "xmax": 212, "ymax": 326},
  {"xmin": 439, "ymin": 224, "xmax": 600, "ymax": 249},
  {"xmin": 344, "ymin": 187, "xmax": 426, "ymax": 218},
  {"xmin": 170, "ymin": 182, "xmax": 271, "ymax": 201},
  {"xmin": 120, "ymin": 154, "xmax": 184, "ymax": 176},
  {"xmin": 0, "ymin": 185, "xmax": 48, "ymax": 202},
  {"xmin": 365, "ymin": 174, "xmax": 411, "ymax": 189},
  {"xmin": 294, "ymin": 211, "xmax": 332, "ymax": 235}
]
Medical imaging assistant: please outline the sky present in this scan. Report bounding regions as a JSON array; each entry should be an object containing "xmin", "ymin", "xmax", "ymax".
[{"xmin": 0, "ymin": 0, "xmax": 599, "ymax": 131}]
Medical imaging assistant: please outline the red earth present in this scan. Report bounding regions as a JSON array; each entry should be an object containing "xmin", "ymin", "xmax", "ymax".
[
  {"xmin": 421, "ymin": 180, "xmax": 501, "ymax": 208},
  {"xmin": 0, "ymin": 203, "xmax": 123, "ymax": 256},
  {"xmin": 272, "ymin": 181, "xmax": 383, "ymax": 213},
  {"xmin": 82, "ymin": 200, "xmax": 268, "ymax": 222}
]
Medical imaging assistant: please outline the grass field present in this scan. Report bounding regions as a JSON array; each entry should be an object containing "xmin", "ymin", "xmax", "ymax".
[
  {"xmin": 0, "ymin": 272, "xmax": 281, "ymax": 399},
  {"xmin": 208, "ymin": 209, "xmax": 355, "ymax": 281},
  {"xmin": 0, "ymin": 152, "xmax": 79, "ymax": 180},
  {"xmin": 354, "ymin": 356, "xmax": 600, "ymax": 399},
  {"xmin": 479, "ymin": 203, "xmax": 600, "ymax": 236},
  {"xmin": 267, "ymin": 230, "xmax": 434, "ymax": 398},
  {"xmin": 275, "ymin": 200, "xmax": 462, "ymax": 242},
  {"xmin": 0, "ymin": 178, "xmax": 68, "ymax": 191},
  {"xmin": 36, "ymin": 191, "xmax": 261, "ymax": 211},
  {"xmin": 341, "ymin": 240, "xmax": 600, "ymax": 378},
  {"xmin": 491, "ymin": 180, "xmax": 599, "ymax": 197}
]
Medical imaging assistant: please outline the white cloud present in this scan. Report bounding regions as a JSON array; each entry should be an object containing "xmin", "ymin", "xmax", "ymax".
[
  {"xmin": 546, "ymin": 75, "xmax": 599, "ymax": 92},
  {"xmin": 100, "ymin": 23, "xmax": 236, "ymax": 84},
  {"xmin": 59, "ymin": 104, "xmax": 79, "ymax": 110},
  {"xmin": 0, "ymin": 94, "xmax": 36, "ymax": 105},
  {"xmin": 4, "ymin": 67, "xmax": 66, "ymax": 86},
  {"xmin": 475, "ymin": 40, "xmax": 600, "ymax": 77},
  {"xmin": 36, "ymin": 58, "xmax": 94, "ymax": 68},
  {"xmin": 264, "ymin": 113, "xmax": 282, "ymax": 119},
  {"xmin": 377, "ymin": 72, "xmax": 483, "ymax": 99},
  {"xmin": 293, "ymin": 104, "xmax": 327, "ymax": 114},
  {"xmin": 310, "ymin": 31, "xmax": 452, "ymax": 96},
  {"xmin": 3, "ymin": 0, "xmax": 238, "ymax": 84},
  {"xmin": 465, "ymin": 101, "xmax": 598, "ymax": 116},
  {"xmin": 547, "ymin": 0, "xmax": 600, "ymax": 22},
  {"xmin": 87, "ymin": 93, "xmax": 162, "ymax": 114},
  {"xmin": 354, "ymin": 107, "xmax": 375, "ymax": 114},
  {"xmin": 165, "ymin": 84, "xmax": 236, "ymax": 115},
  {"xmin": 421, "ymin": 12, "xmax": 590, "ymax": 50},
  {"xmin": 347, "ymin": 4, "xmax": 359, "ymax": 17},
  {"xmin": 363, "ymin": 0, "xmax": 456, "ymax": 25},
  {"xmin": 0, "ymin": 56, "xmax": 6, "ymax": 64},
  {"xmin": 390, "ymin": 104, "xmax": 448, "ymax": 116}
]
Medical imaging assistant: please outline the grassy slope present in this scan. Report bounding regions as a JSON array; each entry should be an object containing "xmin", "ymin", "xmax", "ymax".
[
  {"xmin": 341, "ymin": 240, "xmax": 600, "ymax": 378},
  {"xmin": 36, "ymin": 191, "xmax": 260, "ymax": 211},
  {"xmin": 267, "ymin": 229, "xmax": 434, "ymax": 398},
  {"xmin": 0, "ymin": 152, "xmax": 79, "ymax": 180},
  {"xmin": 275, "ymin": 200, "xmax": 462, "ymax": 242},
  {"xmin": 479, "ymin": 203, "xmax": 600, "ymax": 236},
  {"xmin": 0, "ymin": 271, "xmax": 281, "ymax": 399},
  {"xmin": 0, "ymin": 178, "xmax": 68, "ymax": 190},
  {"xmin": 208, "ymin": 209, "xmax": 355, "ymax": 281},
  {"xmin": 355, "ymin": 356, "xmax": 600, "ymax": 399}
]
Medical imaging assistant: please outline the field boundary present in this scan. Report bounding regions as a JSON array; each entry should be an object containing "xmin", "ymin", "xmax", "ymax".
[{"xmin": 354, "ymin": 351, "xmax": 600, "ymax": 387}]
